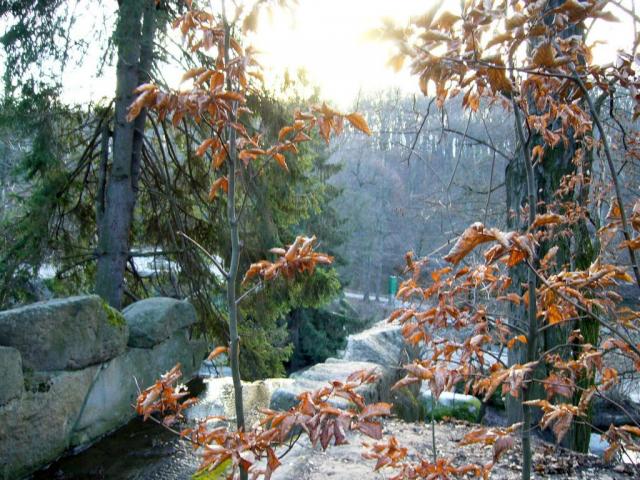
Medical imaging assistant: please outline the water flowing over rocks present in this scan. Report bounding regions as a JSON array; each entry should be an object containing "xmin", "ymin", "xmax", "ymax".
[
  {"xmin": 187, "ymin": 377, "xmax": 293, "ymax": 427},
  {"xmin": 0, "ymin": 296, "xmax": 206, "ymax": 480}
]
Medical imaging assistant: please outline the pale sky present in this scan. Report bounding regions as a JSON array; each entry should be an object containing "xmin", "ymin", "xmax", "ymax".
[{"xmin": 51, "ymin": 0, "xmax": 639, "ymax": 109}]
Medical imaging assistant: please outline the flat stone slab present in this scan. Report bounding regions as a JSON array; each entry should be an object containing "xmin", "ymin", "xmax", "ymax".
[
  {"xmin": 0, "ymin": 295, "xmax": 128, "ymax": 371},
  {"xmin": 0, "ymin": 346, "xmax": 23, "ymax": 406},
  {"xmin": 123, "ymin": 297, "xmax": 197, "ymax": 348}
]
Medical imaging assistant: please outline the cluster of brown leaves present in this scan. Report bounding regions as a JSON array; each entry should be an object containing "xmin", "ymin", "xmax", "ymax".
[
  {"xmin": 459, "ymin": 423, "xmax": 523, "ymax": 463},
  {"xmin": 443, "ymin": 222, "xmax": 536, "ymax": 266},
  {"xmin": 135, "ymin": 364, "xmax": 198, "ymax": 426},
  {"xmin": 537, "ymin": 262, "xmax": 634, "ymax": 327},
  {"xmin": 601, "ymin": 199, "xmax": 640, "ymax": 251},
  {"xmin": 242, "ymin": 235, "xmax": 333, "ymax": 284},
  {"xmin": 601, "ymin": 424, "xmax": 640, "ymax": 463},
  {"xmin": 137, "ymin": 367, "xmax": 391, "ymax": 479},
  {"xmin": 384, "ymin": 221, "xmax": 639, "ymax": 466},
  {"xmin": 523, "ymin": 399, "xmax": 581, "ymax": 444},
  {"xmin": 370, "ymin": 0, "xmax": 640, "ymax": 474},
  {"xmin": 473, "ymin": 362, "xmax": 538, "ymax": 403},
  {"xmin": 383, "ymin": 0, "xmax": 620, "ymax": 109},
  {"xmin": 364, "ymin": 435, "xmax": 492, "ymax": 480}
]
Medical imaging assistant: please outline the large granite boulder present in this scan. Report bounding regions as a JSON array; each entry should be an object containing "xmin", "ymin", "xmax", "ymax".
[
  {"xmin": 0, "ymin": 367, "xmax": 98, "ymax": 479},
  {"xmin": 123, "ymin": 297, "xmax": 197, "ymax": 348},
  {"xmin": 0, "ymin": 295, "xmax": 128, "ymax": 371},
  {"xmin": 70, "ymin": 328, "xmax": 207, "ymax": 445},
  {"xmin": 342, "ymin": 321, "xmax": 406, "ymax": 367},
  {"xmin": 0, "ymin": 346, "xmax": 23, "ymax": 406},
  {"xmin": 0, "ymin": 296, "xmax": 207, "ymax": 480},
  {"xmin": 269, "ymin": 321, "xmax": 415, "ymax": 414}
]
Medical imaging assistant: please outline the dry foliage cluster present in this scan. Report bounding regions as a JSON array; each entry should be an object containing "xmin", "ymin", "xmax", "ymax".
[{"xmin": 137, "ymin": 364, "xmax": 391, "ymax": 479}]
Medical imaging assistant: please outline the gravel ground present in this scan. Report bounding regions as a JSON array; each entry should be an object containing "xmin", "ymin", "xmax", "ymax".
[{"xmin": 272, "ymin": 419, "xmax": 639, "ymax": 480}]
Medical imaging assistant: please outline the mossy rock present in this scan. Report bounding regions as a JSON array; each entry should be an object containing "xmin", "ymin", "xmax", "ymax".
[
  {"xmin": 101, "ymin": 299, "xmax": 126, "ymax": 328},
  {"xmin": 0, "ymin": 295, "xmax": 128, "ymax": 370},
  {"xmin": 419, "ymin": 389, "xmax": 482, "ymax": 423}
]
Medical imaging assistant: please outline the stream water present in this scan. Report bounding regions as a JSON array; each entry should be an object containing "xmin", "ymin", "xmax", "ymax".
[{"xmin": 34, "ymin": 378, "xmax": 208, "ymax": 480}]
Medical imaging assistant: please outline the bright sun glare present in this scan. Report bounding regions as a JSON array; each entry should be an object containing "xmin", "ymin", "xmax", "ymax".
[
  {"xmin": 61, "ymin": 0, "xmax": 637, "ymax": 109},
  {"xmin": 247, "ymin": 0, "xmax": 635, "ymax": 109},
  {"xmin": 248, "ymin": 0, "xmax": 428, "ymax": 108}
]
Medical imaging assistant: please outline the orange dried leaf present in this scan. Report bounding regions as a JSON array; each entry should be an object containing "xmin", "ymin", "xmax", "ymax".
[
  {"xmin": 273, "ymin": 152, "xmax": 289, "ymax": 172},
  {"xmin": 196, "ymin": 138, "xmax": 215, "ymax": 157},
  {"xmin": 208, "ymin": 176, "xmax": 228, "ymax": 201},
  {"xmin": 207, "ymin": 346, "xmax": 228, "ymax": 361},
  {"xmin": 532, "ymin": 43, "xmax": 556, "ymax": 68},
  {"xmin": 278, "ymin": 125, "xmax": 294, "ymax": 141},
  {"xmin": 346, "ymin": 113, "xmax": 372, "ymax": 136},
  {"xmin": 444, "ymin": 222, "xmax": 496, "ymax": 264}
]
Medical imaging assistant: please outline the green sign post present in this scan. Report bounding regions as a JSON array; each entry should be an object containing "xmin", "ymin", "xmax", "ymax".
[{"xmin": 389, "ymin": 275, "xmax": 398, "ymax": 305}]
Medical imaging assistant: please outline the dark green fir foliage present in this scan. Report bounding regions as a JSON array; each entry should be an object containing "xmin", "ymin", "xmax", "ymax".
[{"xmin": 0, "ymin": 92, "xmax": 99, "ymax": 307}]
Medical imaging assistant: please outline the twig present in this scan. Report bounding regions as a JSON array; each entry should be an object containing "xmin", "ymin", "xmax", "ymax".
[
  {"xmin": 406, "ymin": 98, "xmax": 434, "ymax": 165},
  {"xmin": 235, "ymin": 281, "xmax": 262, "ymax": 305},
  {"xmin": 178, "ymin": 231, "xmax": 229, "ymax": 279},
  {"xmin": 278, "ymin": 431, "xmax": 302, "ymax": 460},
  {"xmin": 446, "ymin": 114, "xmax": 472, "ymax": 193}
]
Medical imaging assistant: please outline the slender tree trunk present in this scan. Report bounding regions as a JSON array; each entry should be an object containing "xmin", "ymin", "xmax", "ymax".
[
  {"xmin": 362, "ymin": 248, "xmax": 372, "ymax": 302},
  {"xmin": 95, "ymin": 0, "xmax": 156, "ymax": 309},
  {"xmin": 222, "ymin": 10, "xmax": 247, "ymax": 480},
  {"xmin": 511, "ymin": 96, "xmax": 538, "ymax": 480}
]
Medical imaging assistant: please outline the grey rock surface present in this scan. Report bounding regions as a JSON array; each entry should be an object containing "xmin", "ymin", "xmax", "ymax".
[
  {"xmin": 70, "ymin": 328, "xmax": 207, "ymax": 445},
  {"xmin": 123, "ymin": 297, "xmax": 197, "ymax": 348},
  {"xmin": 270, "ymin": 360, "xmax": 395, "ymax": 412},
  {"xmin": 342, "ymin": 321, "xmax": 406, "ymax": 366},
  {"xmin": 269, "ymin": 321, "xmax": 417, "ymax": 416},
  {"xmin": 0, "ymin": 367, "xmax": 98, "ymax": 479},
  {"xmin": 0, "ymin": 346, "xmax": 23, "ymax": 406},
  {"xmin": 0, "ymin": 295, "xmax": 128, "ymax": 371}
]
